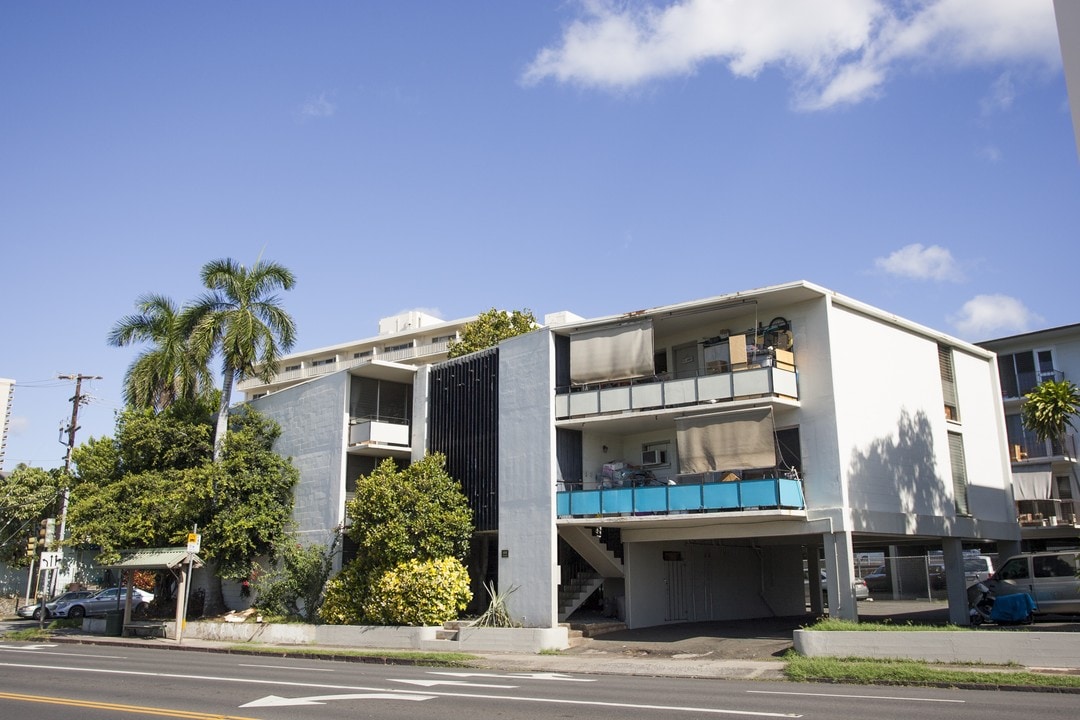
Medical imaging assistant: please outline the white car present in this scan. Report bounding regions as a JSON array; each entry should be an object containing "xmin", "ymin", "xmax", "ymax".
[{"xmin": 51, "ymin": 587, "xmax": 155, "ymax": 619}]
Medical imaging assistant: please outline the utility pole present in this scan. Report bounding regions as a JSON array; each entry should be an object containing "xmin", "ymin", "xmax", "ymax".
[{"xmin": 56, "ymin": 374, "xmax": 101, "ymax": 576}]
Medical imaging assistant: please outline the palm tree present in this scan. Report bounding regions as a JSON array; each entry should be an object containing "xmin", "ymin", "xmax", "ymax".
[
  {"xmin": 184, "ymin": 258, "xmax": 297, "ymax": 458},
  {"xmin": 1022, "ymin": 379, "xmax": 1080, "ymax": 453},
  {"xmin": 108, "ymin": 294, "xmax": 214, "ymax": 412}
]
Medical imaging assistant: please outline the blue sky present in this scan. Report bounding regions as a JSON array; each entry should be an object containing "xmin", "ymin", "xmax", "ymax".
[{"xmin": 2, "ymin": 1, "xmax": 1077, "ymax": 470}]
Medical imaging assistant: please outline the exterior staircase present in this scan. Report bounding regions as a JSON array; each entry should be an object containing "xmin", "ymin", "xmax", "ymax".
[{"xmin": 558, "ymin": 569, "xmax": 604, "ymax": 622}]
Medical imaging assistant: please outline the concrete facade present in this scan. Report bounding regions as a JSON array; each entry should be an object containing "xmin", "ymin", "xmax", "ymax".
[{"xmin": 248, "ymin": 282, "xmax": 1020, "ymax": 632}]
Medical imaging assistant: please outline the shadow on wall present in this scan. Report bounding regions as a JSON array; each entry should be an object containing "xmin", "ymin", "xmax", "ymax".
[{"xmin": 847, "ymin": 409, "xmax": 951, "ymax": 533}]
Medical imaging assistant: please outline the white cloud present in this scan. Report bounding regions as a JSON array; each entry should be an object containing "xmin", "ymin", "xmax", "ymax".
[
  {"xmin": 977, "ymin": 144, "xmax": 1003, "ymax": 163},
  {"xmin": 523, "ymin": 0, "xmax": 1060, "ymax": 110},
  {"xmin": 980, "ymin": 72, "xmax": 1016, "ymax": 116},
  {"xmin": 299, "ymin": 92, "xmax": 336, "ymax": 119},
  {"xmin": 948, "ymin": 294, "xmax": 1044, "ymax": 338},
  {"xmin": 874, "ymin": 243, "xmax": 962, "ymax": 281}
]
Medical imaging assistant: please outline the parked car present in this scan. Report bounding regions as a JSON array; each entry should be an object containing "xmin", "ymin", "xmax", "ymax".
[
  {"xmin": 963, "ymin": 555, "xmax": 995, "ymax": 585},
  {"xmin": 863, "ymin": 565, "xmax": 889, "ymax": 592},
  {"xmin": 985, "ymin": 551, "xmax": 1080, "ymax": 615},
  {"xmin": 51, "ymin": 587, "xmax": 155, "ymax": 619},
  {"xmin": 16, "ymin": 590, "xmax": 95, "ymax": 620},
  {"xmin": 864, "ymin": 563, "xmax": 946, "ymax": 591},
  {"xmin": 820, "ymin": 571, "xmax": 870, "ymax": 601}
]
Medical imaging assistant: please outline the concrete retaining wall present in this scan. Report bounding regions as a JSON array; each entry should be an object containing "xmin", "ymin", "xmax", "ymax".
[
  {"xmin": 793, "ymin": 629, "xmax": 1080, "ymax": 668},
  {"xmin": 177, "ymin": 621, "xmax": 570, "ymax": 653}
]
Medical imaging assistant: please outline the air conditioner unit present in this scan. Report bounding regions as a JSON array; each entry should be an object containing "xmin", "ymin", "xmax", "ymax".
[{"xmin": 642, "ymin": 449, "xmax": 666, "ymax": 466}]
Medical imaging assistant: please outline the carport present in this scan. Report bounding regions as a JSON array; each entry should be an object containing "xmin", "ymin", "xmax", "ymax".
[{"xmin": 106, "ymin": 546, "xmax": 203, "ymax": 639}]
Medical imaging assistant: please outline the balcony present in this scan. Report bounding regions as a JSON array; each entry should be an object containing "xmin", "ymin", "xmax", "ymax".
[
  {"xmin": 555, "ymin": 364, "xmax": 798, "ymax": 421},
  {"xmin": 1017, "ymin": 499, "xmax": 1080, "ymax": 528},
  {"xmin": 1010, "ymin": 433, "xmax": 1079, "ymax": 462},
  {"xmin": 347, "ymin": 417, "xmax": 411, "ymax": 458},
  {"xmin": 238, "ymin": 340, "xmax": 451, "ymax": 393},
  {"xmin": 556, "ymin": 477, "xmax": 805, "ymax": 518}
]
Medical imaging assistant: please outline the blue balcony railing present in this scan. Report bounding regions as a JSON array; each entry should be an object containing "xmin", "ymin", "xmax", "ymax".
[{"xmin": 556, "ymin": 477, "xmax": 805, "ymax": 518}]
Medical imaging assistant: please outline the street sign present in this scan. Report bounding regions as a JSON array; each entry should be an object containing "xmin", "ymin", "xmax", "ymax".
[
  {"xmin": 186, "ymin": 533, "xmax": 201, "ymax": 553},
  {"xmin": 39, "ymin": 551, "xmax": 61, "ymax": 570}
]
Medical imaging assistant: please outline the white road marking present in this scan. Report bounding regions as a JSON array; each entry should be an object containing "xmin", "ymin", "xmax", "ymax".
[
  {"xmin": 748, "ymin": 690, "xmax": 965, "ymax": 704},
  {"xmin": 393, "ymin": 679, "xmax": 519, "ymax": 688},
  {"xmin": 0, "ymin": 661, "xmax": 801, "ymax": 717},
  {"xmin": 237, "ymin": 663, "xmax": 335, "ymax": 672},
  {"xmin": 430, "ymin": 671, "xmax": 596, "ymax": 682},
  {"xmin": 242, "ymin": 692, "xmax": 434, "ymax": 707},
  {"xmin": 0, "ymin": 646, "xmax": 124, "ymax": 659}
]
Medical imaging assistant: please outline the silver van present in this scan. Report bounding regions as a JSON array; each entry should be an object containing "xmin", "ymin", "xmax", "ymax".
[{"xmin": 986, "ymin": 551, "xmax": 1080, "ymax": 615}]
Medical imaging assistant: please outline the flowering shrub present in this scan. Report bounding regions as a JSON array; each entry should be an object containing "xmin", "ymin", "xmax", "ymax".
[{"xmin": 361, "ymin": 557, "xmax": 472, "ymax": 626}]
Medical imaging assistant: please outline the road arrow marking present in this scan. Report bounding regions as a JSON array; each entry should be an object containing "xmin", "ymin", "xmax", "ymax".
[
  {"xmin": 391, "ymin": 679, "xmax": 518, "ymax": 688},
  {"xmin": 0, "ymin": 644, "xmax": 59, "ymax": 650},
  {"xmin": 241, "ymin": 692, "xmax": 434, "ymax": 708},
  {"xmin": 430, "ymin": 671, "xmax": 595, "ymax": 682}
]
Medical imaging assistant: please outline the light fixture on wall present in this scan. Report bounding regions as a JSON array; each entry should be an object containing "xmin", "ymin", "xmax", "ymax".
[{"xmin": 602, "ymin": 445, "xmax": 608, "ymax": 454}]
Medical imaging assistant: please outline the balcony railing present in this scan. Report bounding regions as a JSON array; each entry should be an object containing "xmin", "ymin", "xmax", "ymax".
[
  {"xmin": 1011, "ymin": 433, "xmax": 1078, "ymax": 462},
  {"xmin": 556, "ymin": 477, "xmax": 805, "ymax": 518},
  {"xmin": 555, "ymin": 364, "xmax": 798, "ymax": 420},
  {"xmin": 239, "ymin": 340, "xmax": 451, "ymax": 392},
  {"xmin": 349, "ymin": 418, "xmax": 410, "ymax": 448},
  {"xmin": 1017, "ymin": 499, "xmax": 1080, "ymax": 527}
]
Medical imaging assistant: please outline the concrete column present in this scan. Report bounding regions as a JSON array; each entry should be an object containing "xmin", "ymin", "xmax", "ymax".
[
  {"xmin": 940, "ymin": 538, "xmax": 969, "ymax": 625},
  {"xmin": 806, "ymin": 546, "xmax": 824, "ymax": 616},
  {"xmin": 823, "ymin": 531, "xmax": 858, "ymax": 620}
]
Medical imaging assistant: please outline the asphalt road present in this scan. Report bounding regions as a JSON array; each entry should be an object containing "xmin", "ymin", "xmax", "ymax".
[{"xmin": 1, "ymin": 640, "xmax": 1078, "ymax": 720}]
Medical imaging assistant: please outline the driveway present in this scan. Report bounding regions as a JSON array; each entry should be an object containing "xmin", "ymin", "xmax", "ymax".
[{"xmin": 566, "ymin": 600, "xmax": 1080, "ymax": 660}]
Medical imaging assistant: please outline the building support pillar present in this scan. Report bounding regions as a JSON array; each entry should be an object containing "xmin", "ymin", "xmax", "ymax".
[{"xmin": 823, "ymin": 530, "xmax": 858, "ymax": 621}]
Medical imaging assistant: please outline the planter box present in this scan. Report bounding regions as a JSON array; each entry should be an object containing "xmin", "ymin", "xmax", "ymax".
[{"xmin": 793, "ymin": 629, "xmax": 1080, "ymax": 668}]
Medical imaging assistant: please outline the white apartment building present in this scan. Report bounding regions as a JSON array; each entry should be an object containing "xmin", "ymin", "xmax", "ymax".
[
  {"xmin": 248, "ymin": 282, "xmax": 1020, "ymax": 629},
  {"xmin": 979, "ymin": 324, "xmax": 1080, "ymax": 551}
]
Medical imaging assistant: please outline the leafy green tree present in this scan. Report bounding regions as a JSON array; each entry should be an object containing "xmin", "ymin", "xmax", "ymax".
[
  {"xmin": 108, "ymin": 294, "xmax": 215, "ymax": 412},
  {"xmin": 1022, "ymin": 379, "xmax": 1080, "ymax": 450},
  {"xmin": 184, "ymin": 258, "xmax": 297, "ymax": 458},
  {"xmin": 0, "ymin": 465, "xmax": 62, "ymax": 567},
  {"xmin": 320, "ymin": 453, "xmax": 473, "ymax": 624},
  {"xmin": 67, "ymin": 404, "xmax": 298, "ymax": 614},
  {"xmin": 446, "ymin": 308, "xmax": 537, "ymax": 358},
  {"xmin": 252, "ymin": 536, "xmax": 338, "ymax": 623},
  {"xmin": 361, "ymin": 557, "xmax": 472, "ymax": 626}
]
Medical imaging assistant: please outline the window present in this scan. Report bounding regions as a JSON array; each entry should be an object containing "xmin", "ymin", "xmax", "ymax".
[
  {"xmin": 284, "ymin": 364, "xmax": 300, "ymax": 372},
  {"xmin": 353, "ymin": 350, "xmax": 372, "ymax": 359},
  {"xmin": 385, "ymin": 341, "xmax": 413, "ymax": 353},
  {"xmin": 431, "ymin": 335, "xmax": 454, "ymax": 344},
  {"xmin": 996, "ymin": 557, "xmax": 1029, "ymax": 581},
  {"xmin": 948, "ymin": 431, "xmax": 970, "ymax": 516},
  {"xmin": 938, "ymin": 345, "xmax": 960, "ymax": 421},
  {"xmin": 997, "ymin": 349, "xmax": 1055, "ymax": 398},
  {"xmin": 311, "ymin": 357, "xmax": 336, "ymax": 367}
]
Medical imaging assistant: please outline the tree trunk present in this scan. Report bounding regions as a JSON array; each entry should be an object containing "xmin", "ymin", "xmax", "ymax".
[
  {"xmin": 201, "ymin": 560, "xmax": 228, "ymax": 617},
  {"xmin": 213, "ymin": 370, "xmax": 234, "ymax": 461}
]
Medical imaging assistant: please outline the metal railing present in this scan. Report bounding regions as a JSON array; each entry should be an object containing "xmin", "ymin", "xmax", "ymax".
[
  {"xmin": 239, "ymin": 340, "xmax": 452, "ymax": 392},
  {"xmin": 556, "ymin": 477, "xmax": 805, "ymax": 518},
  {"xmin": 555, "ymin": 364, "xmax": 798, "ymax": 420}
]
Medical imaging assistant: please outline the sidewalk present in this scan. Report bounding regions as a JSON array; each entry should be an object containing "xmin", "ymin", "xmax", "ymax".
[{"xmin": 43, "ymin": 629, "xmax": 789, "ymax": 680}]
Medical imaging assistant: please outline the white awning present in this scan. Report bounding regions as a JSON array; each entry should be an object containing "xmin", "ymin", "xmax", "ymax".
[
  {"xmin": 676, "ymin": 407, "xmax": 777, "ymax": 474},
  {"xmin": 569, "ymin": 320, "xmax": 654, "ymax": 384},
  {"xmin": 1012, "ymin": 465, "xmax": 1053, "ymax": 501}
]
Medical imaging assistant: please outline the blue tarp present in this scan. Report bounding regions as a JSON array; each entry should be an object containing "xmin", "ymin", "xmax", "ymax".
[{"xmin": 990, "ymin": 592, "xmax": 1037, "ymax": 622}]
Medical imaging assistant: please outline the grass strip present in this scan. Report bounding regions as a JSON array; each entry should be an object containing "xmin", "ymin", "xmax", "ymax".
[
  {"xmin": 224, "ymin": 643, "xmax": 478, "ymax": 666},
  {"xmin": 804, "ymin": 618, "xmax": 969, "ymax": 632},
  {"xmin": 784, "ymin": 654, "xmax": 1080, "ymax": 689}
]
